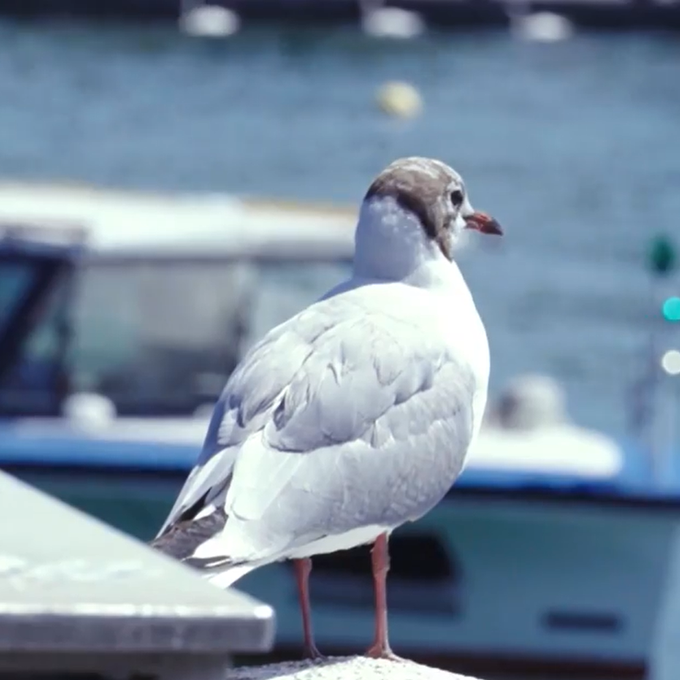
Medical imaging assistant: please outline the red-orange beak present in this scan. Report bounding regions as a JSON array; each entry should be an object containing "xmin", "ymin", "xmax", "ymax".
[{"xmin": 464, "ymin": 211, "xmax": 503, "ymax": 236}]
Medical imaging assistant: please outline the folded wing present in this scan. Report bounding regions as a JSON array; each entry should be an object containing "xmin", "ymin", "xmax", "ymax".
[{"xmin": 157, "ymin": 291, "xmax": 479, "ymax": 564}]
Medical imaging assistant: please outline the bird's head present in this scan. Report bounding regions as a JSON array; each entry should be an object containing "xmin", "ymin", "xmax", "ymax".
[{"xmin": 354, "ymin": 157, "xmax": 502, "ymax": 279}]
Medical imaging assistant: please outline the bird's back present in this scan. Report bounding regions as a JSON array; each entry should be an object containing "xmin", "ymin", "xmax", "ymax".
[{"xmin": 155, "ymin": 276, "xmax": 488, "ymax": 561}]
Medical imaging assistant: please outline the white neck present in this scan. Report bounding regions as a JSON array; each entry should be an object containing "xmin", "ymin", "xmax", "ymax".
[{"xmin": 352, "ymin": 195, "xmax": 459, "ymax": 290}]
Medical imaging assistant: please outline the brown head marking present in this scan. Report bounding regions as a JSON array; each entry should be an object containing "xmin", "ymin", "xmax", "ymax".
[
  {"xmin": 364, "ymin": 157, "xmax": 502, "ymax": 259},
  {"xmin": 364, "ymin": 157, "xmax": 464, "ymax": 260}
]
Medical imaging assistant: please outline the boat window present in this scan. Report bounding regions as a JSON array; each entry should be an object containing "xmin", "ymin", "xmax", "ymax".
[
  {"xmin": 0, "ymin": 272, "xmax": 71, "ymax": 416},
  {"xmin": 243, "ymin": 259, "xmax": 351, "ymax": 351},
  {"xmin": 64, "ymin": 258, "xmax": 352, "ymax": 416},
  {"xmin": 0, "ymin": 261, "xmax": 35, "ymax": 331},
  {"xmin": 65, "ymin": 259, "xmax": 253, "ymax": 416},
  {"xmin": 308, "ymin": 533, "xmax": 462, "ymax": 614},
  {"xmin": 313, "ymin": 533, "xmax": 458, "ymax": 582}
]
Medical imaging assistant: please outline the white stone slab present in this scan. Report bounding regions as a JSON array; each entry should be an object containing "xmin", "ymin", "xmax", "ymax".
[
  {"xmin": 0, "ymin": 470, "xmax": 275, "ymax": 655},
  {"xmin": 230, "ymin": 657, "xmax": 479, "ymax": 680}
]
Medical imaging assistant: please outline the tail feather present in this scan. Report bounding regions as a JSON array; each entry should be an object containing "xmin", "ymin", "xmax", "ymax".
[
  {"xmin": 150, "ymin": 506, "xmax": 262, "ymax": 589},
  {"xmin": 204, "ymin": 563, "xmax": 257, "ymax": 589},
  {"xmin": 149, "ymin": 507, "xmax": 227, "ymax": 560}
]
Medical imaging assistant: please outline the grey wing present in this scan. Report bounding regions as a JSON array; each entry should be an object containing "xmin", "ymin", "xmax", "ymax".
[
  {"xmin": 218, "ymin": 307, "xmax": 480, "ymax": 562},
  {"xmin": 157, "ymin": 294, "xmax": 481, "ymax": 565},
  {"xmin": 156, "ymin": 305, "xmax": 339, "ymax": 537}
]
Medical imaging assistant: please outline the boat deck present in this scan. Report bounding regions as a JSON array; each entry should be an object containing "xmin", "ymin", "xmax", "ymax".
[
  {"xmin": 0, "ymin": 415, "xmax": 674, "ymax": 507},
  {"xmin": 0, "ymin": 181, "xmax": 357, "ymax": 260}
]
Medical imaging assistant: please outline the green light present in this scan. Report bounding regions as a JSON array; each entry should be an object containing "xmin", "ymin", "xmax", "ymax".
[
  {"xmin": 648, "ymin": 235, "xmax": 676, "ymax": 276},
  {"xmin": 663, "ymin": 297, "xmax": 680, "ymax": 322}
]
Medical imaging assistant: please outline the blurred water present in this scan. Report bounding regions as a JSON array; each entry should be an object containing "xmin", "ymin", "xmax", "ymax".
[{"xmin": 0, "ymin": 20, "xmax": 679, "ymax": 434}]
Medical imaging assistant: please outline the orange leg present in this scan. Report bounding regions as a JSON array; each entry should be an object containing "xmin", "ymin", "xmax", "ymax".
[
  {"xmin": 365, "ymin": 533, "xmax": 403, "ymax": 661},
  {"xmin": 293, "ymin": 558, "xmax": 323, "ymax": 660}
]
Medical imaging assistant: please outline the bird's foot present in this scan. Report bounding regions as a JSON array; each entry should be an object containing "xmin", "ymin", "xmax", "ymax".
[
  {"xmin": 364, "ymin": 643, "xmax": 404, "ymax": 661},
  {"xmin": 303, "ymin": 643, "xmax": 325, "ymax": 661}
]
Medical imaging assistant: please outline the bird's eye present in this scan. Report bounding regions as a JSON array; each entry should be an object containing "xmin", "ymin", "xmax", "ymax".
[{"xmin": 450, "ymin": 189, "xmax": 464, "ymax": 206}]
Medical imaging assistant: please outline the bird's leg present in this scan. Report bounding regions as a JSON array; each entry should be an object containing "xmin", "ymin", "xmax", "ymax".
[
  {"xmin": 365, "ymin": 533, "xmax": 403, "ymax": 661},
  {"xmin": 293, "ymin": 557, "xmax": 323, "ymax": 660}
]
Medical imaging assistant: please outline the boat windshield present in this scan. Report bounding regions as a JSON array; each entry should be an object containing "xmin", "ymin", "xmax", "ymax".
[
  {"xmin": 0, "ymin": 256, "xmax": 352, "ymax": 417},
  {"xmin": 0, "ymin": 261, "xmax": 38, "ymax": 333},
  {"xmin": 0, "ymin": 245, "xmax": 76, "ymax": 416}
]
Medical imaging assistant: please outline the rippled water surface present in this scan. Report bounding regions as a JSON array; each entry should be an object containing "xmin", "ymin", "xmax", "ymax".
[{"xmin": 1, "ymin": 20, "xmax": 680, "ymax": 433}]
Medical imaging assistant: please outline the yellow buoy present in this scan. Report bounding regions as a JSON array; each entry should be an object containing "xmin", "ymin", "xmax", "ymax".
[{"xmin": 376, "ymin": 81, "xmax": 423, "ymax": 119}]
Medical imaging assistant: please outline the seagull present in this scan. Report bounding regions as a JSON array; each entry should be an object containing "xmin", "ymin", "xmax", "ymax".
[{"xmin": 151, "ymin": 157, "xmax": 503, "ymax": 660}]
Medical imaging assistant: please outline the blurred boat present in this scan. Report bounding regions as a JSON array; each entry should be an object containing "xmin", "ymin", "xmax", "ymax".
[
  {"xmin": 0, "ymin": 182, "xmax": 356, "ymax": 538},
  {"xmin": 0, "ymin": 184, "xmax": 673, "ymax": 680},
  {"xmin": 1, "ymin": 0, "xmax": 680, "ymax": 32}
]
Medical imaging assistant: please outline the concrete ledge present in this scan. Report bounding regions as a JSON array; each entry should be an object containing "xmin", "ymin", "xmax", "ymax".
[
  {"xmin": 230, "ymin": 657, "xmax": 478, "ymax": 680},
  {"xmin": 0, "ymin": 470, "xmax": 274, "ymax": 678}
]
